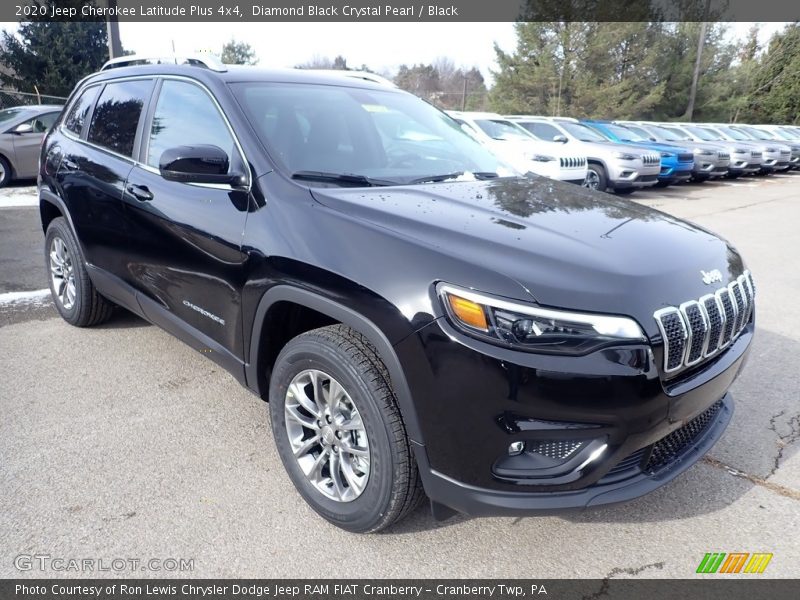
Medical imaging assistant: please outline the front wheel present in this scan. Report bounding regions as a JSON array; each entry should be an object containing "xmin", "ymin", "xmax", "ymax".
[
  {"xmin": 583, "ymin": 164, "xmax": 607, "ymax": 192},
  {"xmin": 269, "ymin": 325, "xmax": 424, "ymax": 532},
  {"xmin": 0, "ymin": 156, "xmax": 11, "ymax": 188}
]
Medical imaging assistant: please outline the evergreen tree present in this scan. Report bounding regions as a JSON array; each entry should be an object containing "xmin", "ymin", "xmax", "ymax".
[
  {"xmin": 0, "ymin": 1, "xmax": 108, "ymax": 96},
  {"xmin": 220, "ymin": 39, "xmax": 258, "ymax": 65}
]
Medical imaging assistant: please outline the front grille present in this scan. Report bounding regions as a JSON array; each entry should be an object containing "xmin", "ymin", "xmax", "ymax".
[
  {"xmin": 678, "ymin": 153, "xmax": 694, "ymax": 162},
  {"xmin": 603, "ymin": 447, "xmax": 646, "ymax": 480},
  {"xmin": 780, "ymin": 149, "xmax": 790, "ymax": 155},
  {"xmin": 642, "ymin": 154, "xmax": 660, "ymax": 166},
  {"xmin": 645, "ymin": 400, "xmax": 723, "ymax": 471},
  {"xmin": 527, "ymin": 440, "xmax": 582, "ymax": 460},
  {"xmin": 654, "ymin": 271, "xmax": 755, "ymax": 374},
  {"xmin": 559, "ymin": 156, "xmax": 586, "ymax": 169},
  {"xmin": 717, "ymin": 152, "xmax": 730, "ymax": 160},
  {"xmin": 751, "ymin": 151, "xmax": 760, "ymax": 158}
]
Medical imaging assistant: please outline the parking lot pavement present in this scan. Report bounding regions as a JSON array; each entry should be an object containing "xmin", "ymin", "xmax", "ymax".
[{"xmin": 1, "ymin": 174, "xmax": 798, "ymax": 578}]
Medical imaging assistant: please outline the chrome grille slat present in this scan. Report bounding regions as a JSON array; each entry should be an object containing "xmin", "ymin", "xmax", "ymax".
[{"xmin": 654, "ymin": 270, "xmax": 754, "ymax": 374}]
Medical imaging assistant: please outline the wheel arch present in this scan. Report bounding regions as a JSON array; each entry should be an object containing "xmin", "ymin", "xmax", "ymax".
[
  {"xmin": 246, "ymin": 285, "xmax": 424, "ymax": 443},
  {"xmin": 0, "ymin": 151, "xmax": 15, "ymax": 182}
]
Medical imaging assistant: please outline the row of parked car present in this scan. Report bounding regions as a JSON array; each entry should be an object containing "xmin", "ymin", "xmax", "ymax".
[
  {"xmin": 446, "ymin": 111, "xmax": 800, "ymax": 194},
  {"xmin": 0, "ymin": 104, "xmax": 64, "ymax": 188}
]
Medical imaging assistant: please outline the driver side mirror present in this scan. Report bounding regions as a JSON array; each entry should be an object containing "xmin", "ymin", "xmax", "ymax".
[
  {"xmin": 12, "ymin": 122, "xmax": 34, "ymax": 134},
  {"xmin": 649, "ymin": 136, "xmax": 657, "ymax": 142},
  {"xmin": 553, "ymin": 135, "xmax": 568, "ymax": 143},
  {"xmin": 159, "ymin": 145, "xmax": 246, "ymax": 186}
]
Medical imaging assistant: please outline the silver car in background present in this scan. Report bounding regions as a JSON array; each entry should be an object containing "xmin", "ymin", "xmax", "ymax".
[
  {"xmin": 507, "ymin": 116, "xmax": 660, "ymax": 194},
  {"xmin": 621, "ymin": 121, "xmax": 738, "ymax": 179},
  {"xmin": 0, "ymin": 104, "xmax": 63, "ymax": 187},
  {"xmin": 697, "ymin": 123, "xmax": 789, "ymax": 174}
]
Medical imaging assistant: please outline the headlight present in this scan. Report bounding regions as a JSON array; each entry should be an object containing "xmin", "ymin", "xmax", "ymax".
[
  {"xmin": 437, "ymin": 284, "xmax": 645, "ymax": 355},
  {"xmin": 613, "ymin": 152, "xmax": 637, "ymax": 160},
  {"xmin": 526, "ymin": 153, "xmax": 556, "ymax": 162},
  {"xmin": 660, "ymin": 152, "xmax": 675, "ymax": 158}
]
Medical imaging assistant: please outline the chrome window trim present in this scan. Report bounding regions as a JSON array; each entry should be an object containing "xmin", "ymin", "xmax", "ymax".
[{"xmin": 715, "ymin": 287, "xmax": 737, "ymax": 349}]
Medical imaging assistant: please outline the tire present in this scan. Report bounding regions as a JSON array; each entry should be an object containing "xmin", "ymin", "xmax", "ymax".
[
  {"xmin": 584, "ymin": 163, "xmax": 607, "ymax": 192},
  {"xmin": 269, "ymin": 324, "xmax": 424, "ymax": 533},
  {"xmin": 45, "ymin": 217, "xmax": 114, "ymax": 327},
  {"xmin": 0, "ymin": 155, "xmax": 11, "ymax": 188}
]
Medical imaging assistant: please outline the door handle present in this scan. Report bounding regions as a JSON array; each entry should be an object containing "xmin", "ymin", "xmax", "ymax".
[
  {"xmin": 62, "ymin": 159, "xmax": 78, "ymax": 170},
  {"xmin": 126, "ymin": 184, "xmax": 154, "ymax": 202}
]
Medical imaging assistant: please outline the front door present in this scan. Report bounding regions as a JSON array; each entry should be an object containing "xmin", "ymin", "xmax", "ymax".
[{"xmin": 121, "ymin": 78, "xmax": 250, "ymax": 364}]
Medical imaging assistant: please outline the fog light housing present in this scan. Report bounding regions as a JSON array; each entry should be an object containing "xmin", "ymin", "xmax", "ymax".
[{"xmin": 508, "ymin": 441, "xmax": 525, "ymax": 455}]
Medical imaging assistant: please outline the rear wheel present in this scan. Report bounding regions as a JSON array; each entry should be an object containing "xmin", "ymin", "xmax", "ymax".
[
  {"xmin": 584, "ymin": 164, "xmax": 607, "ymax": 192},
  {"xmin": 269, "ymin": 324, "xmax": 424, "ymax": 532},
  {"xmin": 45, "ymin": 217, "xmax": 114, "ymax": 327}
]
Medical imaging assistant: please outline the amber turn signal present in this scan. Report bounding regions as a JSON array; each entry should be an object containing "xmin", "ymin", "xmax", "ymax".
[{"xmin": 446, "ymin": 293, "xmax": 489, "ymax": 331}]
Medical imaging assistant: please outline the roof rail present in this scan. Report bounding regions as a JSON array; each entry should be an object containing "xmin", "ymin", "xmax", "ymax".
[
  {"xmin": 101, "ymin": 54, "xmax": 228, "ymax": 72},
  {"xmin": 306, "ymin": 69, "xmax": 396, "ymax": 87}
]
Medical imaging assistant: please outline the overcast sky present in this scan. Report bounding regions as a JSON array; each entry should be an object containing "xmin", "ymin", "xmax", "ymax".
[
  {"xmin": 0, "ymin": 21, "xmax": 790, "ymax": 85},
  {"xmin": 112, "ymin": 21, "xmax": 789, "ymax": 84}
]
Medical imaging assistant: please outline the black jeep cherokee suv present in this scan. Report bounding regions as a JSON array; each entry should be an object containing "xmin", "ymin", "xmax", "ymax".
[{"xmin": 39, "ymin": 57, "xmax": 755, "ymax": 532}]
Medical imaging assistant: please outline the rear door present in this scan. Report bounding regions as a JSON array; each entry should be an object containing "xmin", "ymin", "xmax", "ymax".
[
  {"xmin": 122, "ymin": 78, "xmax": 250, "ymax": 365},
  {"xmin": 11, "ymin": 111, "xmax": 60, "ymax": 178},
  {"xmin": 57, "ymin": 79, "xmax": 154, "ymax": 277}
]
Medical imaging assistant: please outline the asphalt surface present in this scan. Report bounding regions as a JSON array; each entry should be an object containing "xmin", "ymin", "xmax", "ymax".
[{"xmin": 1, "ymin": 175, "xmax": 798, "ymax": 579}]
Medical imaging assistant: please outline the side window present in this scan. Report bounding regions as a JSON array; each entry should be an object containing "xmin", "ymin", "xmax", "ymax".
[
  {"xmin": 530, "ymin": 122, "xmax": 562, "ymax": 141},
  {"xmin": 64, "ymin": 86, "xmax": 100, "ymax": 136},
  {"xmin": 147, "ymin": 80, "xmax": 235, "ymax": 170},
  {"xmin": 87, "ymin": 79, "xmax": 152, "ymax": 157},
  {"xmin": 29, "ymin": 112, "xmax": 60, "ymax": 133}
]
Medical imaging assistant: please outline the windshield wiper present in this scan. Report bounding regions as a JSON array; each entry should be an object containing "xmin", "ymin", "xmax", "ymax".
[
  {"xmin": 291, "ymin": 171, "xmax": 396, "ymax": 187},
  {"xmin": 409, "ymin": 171, "xmax": 499, "ymax": 184}
]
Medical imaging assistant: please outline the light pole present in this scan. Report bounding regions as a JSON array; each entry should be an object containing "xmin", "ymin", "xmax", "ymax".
[{"xmin": 105, "ymin": 0, "xmax": 123, "ymax": 58}]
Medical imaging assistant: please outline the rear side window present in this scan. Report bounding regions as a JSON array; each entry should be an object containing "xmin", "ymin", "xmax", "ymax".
[
  {"xmin": 87, "ymin": 80, "xmax": 152, "ymax": 157},
  {"xmin": 64, "ymin": 86, "xmax": 100, "ymax": 136},
  {"xmin": 146, "ymin": 80, "xmax": 235, "ymax": 169}
]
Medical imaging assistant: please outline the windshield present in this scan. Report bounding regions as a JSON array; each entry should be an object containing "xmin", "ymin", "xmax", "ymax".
[
  {"xmin": 0, "ymin": 107, "xmax": 29, "ymax": 124},
  {"xmin": 660, "ymin": 126, "xmax": 692, "ymax": 141},
  {"xmin": 474, "ymin": 119, "xmax": 533, "ymax": 141},
  {"xmin": 772, "ymin": 129, "xmax": 794, "ymax": 140},
  {"xmin": 623, "ymin": 124, "xmax": 654, "ymax": 140},
  {"xmin": 737, "ymin": 126, "xmax": 771, "ymax": 141},
  {"xmin": 604, "ymin": 123, "xmax": 647, "ymax": 142},
  {"xmin": 560, "ymin": 122, "xmax": 607, "ymax": 142},
  {"xmin": 717, "ymin": 125, "xmax": 749, "ymax": 141},
  {"xmin": 645, "ymin": 125, "xmax": 681, "ymax": 142},
  {"xmin": 682, "ymin": 125, "xmax": 716, "ymax": 141},
  {"xmin": 230, "ymin": 82, "xmax": 506, "ymax": 185}
]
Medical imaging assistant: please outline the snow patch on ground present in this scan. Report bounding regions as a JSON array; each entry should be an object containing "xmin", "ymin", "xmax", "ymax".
[{"xmin": 0, "ymin": 289, "xmax": 51, "ymax": 305}]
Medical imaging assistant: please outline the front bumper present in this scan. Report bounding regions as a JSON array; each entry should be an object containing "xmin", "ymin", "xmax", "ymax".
[
  {"xmin": 398, "ymin": 315, "xmax": 752, "ymax": 516},
  {"xmin": 419, "ymin": 394, "xmax": 733, "ymax": 516}
]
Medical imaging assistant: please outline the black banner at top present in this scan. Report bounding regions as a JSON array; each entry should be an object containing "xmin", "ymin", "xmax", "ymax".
[{"xmin": 4, "ymin": 0, "xmax": 800, "ymax": 23}]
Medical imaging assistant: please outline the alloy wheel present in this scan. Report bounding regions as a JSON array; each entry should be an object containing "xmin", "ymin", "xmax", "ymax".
[
  {"xmin": 49, "ymin": 236, "xmax": 76, "ymax": 310},
  {"xmin": 584, "ymin": 170, "xmax": 600, "ymax": 189},
  {"xmin": 284, "ymin": 369, "xmax": 370, "ymax": 502}
]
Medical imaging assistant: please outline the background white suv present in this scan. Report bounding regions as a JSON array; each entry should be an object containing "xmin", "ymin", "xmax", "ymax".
[{"xmin": 447, "ymin": 111, "xmax": 588, "ymax": 185}]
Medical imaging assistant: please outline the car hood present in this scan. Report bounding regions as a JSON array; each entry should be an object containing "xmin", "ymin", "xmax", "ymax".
[{"xmin": 311, "ymin": 177, "xmax": 744, "ymax": 335}]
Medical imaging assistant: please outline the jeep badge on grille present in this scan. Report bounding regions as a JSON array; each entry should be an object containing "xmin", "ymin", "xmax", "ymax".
[{"xmin": 701, "ymin": 269, "xmax": 723, "ymax": 285}]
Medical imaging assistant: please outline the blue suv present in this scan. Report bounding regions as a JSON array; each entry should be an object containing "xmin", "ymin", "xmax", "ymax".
[{"xmin": 582, "ymin": 120, "xmax": 694, "ymax": 187}]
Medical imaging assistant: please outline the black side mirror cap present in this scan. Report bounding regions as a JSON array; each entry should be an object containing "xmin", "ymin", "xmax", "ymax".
[{"xmin": 159, "ymin": 144, "xmax": 244, "ymax": 186}]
